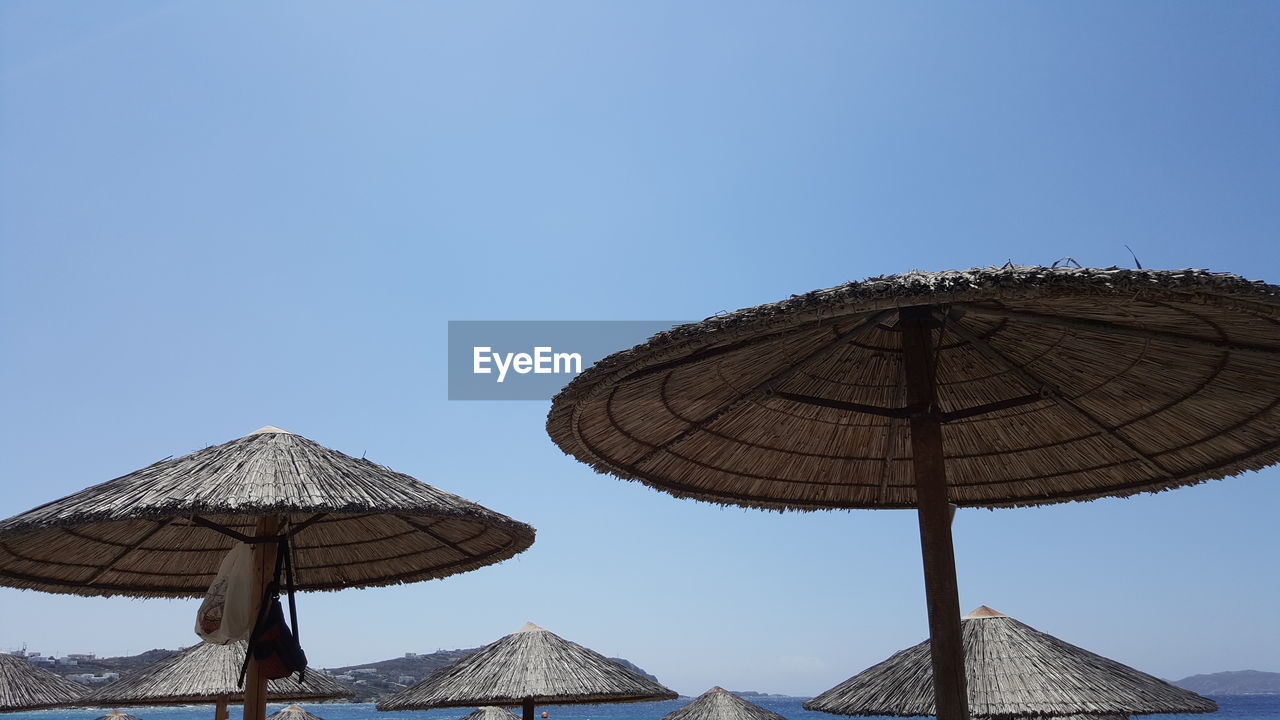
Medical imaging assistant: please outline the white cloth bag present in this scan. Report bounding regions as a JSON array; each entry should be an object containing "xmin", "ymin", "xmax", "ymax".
[{"xmin": 194, "ymin": 543, "xmax": 256, "ymax": 643}]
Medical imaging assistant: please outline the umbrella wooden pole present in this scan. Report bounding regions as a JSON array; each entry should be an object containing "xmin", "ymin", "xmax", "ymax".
[
  {"xmin": 243, "ymin": 516, "xmax": 280, "ymax": 720},
  {"xmin": 215, "ymin": 699, "xmax": 228, "ymax": 720},
  {"xmin": 900, "ymin": 306, "xmax": 969, "ymax": 720},
  {"xmin": 523, "ymin": 698, "xmax": 535, "ymax": 720}
]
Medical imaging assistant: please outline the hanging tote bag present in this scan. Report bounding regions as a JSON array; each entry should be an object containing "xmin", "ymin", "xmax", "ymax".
[{"xmin": 195, "ymin": 543, "xmax": 256, "ymax": 643}]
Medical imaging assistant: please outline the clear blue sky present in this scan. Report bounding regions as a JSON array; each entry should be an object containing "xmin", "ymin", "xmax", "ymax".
[{"xmin": 1, "ymin": 1, "xmax": 1277, "ymax": 697}]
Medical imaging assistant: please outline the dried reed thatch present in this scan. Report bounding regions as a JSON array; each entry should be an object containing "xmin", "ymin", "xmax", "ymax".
[
  {"xmin": 95, "ymin": 711, "xmax": 143, "ymax": 720},
  {"xmin": 79, "ymin": 642, "xmax": 350, "ymax": 706},
  {"xmin": 803, "ymin": 606, "xmax": 1217, "ymax": 719},
  {"xmin": 457, "ymin": 707, "xmax": 522, "ymax": 720},
  {"xmin": 376, "ymin": 622, "xmax": 677, "ymax": 711},
  {"xmin": 659, "ymin": 687, "xmax": 788, "ymax": 720},
  {"xmin": 0, "ymin": 652, "xmax": 87, "ymax": 712},
  {"xmin": 0, "ymin": 426, "xmax": 535, "ymax": 597},
  {"xmin": 265, "ymin": 704, "xmax": 325, "ymax": 720},
  {"xmin": 547, "ymin": 266, "xmax": 1280, "ymax": 510}
]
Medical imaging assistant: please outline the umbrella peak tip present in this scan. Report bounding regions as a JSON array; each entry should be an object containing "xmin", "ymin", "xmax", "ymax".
[
  {"xmin": 247, "ymin": 425, "xmax": 293, "ymax": 436},
  {"xmin": 515, "ymin": 621, "xmax": 546, "ymax": 633},
  {"xmin": 964, "ymin": 605, "xmax": 1008, "ymax": 619}
]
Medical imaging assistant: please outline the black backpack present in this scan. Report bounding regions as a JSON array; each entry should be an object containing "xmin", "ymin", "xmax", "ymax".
[{"xmin": 239, "ymin": 536, "xmax": 307, "ymax": 684}]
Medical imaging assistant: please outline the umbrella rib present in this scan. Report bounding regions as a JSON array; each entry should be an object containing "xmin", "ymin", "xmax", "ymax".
[
  {"xmin": 614, "ymin": 320, "xmax": 848, "ymax": 385},
  {"xmin": 396, "ymin": 515, "xmax": 480, "ymax": 559},
  {"xmin": 878, "ymin": 363, "xmax": 906, "ymax": 503},
  {"xmin": 953, "ymin": 303, "xmax": 1280, "ymax": 358},
  {"xmin": 944, "ymin": 315, "xmax": 1175, "ymax": 480},
  {"xmin": 84, "ymin": 519, "xmax": 174, "ymax": 586},
  {"xmin": 628, "ymin": 309, "xmax": 896, "ymax": 466}
]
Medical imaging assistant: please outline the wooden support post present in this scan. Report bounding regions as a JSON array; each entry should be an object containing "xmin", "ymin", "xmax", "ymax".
[
  {"xmin": 522, "ymin": 697, "xmax": 535, "ymax": 720},
  {"xmin": 242, "ymin": 516, "xmax": 280, "ymax": 720},
  {"xmin": 215, "ymin": 699, "xmax": 228, "ymax": 720},
  {"xmin": 900, "ymin": 306, "xmax": 970, "ymax": 720}
]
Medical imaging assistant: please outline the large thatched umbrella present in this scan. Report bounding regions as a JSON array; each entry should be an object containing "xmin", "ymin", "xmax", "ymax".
[
  {"xmin": 377, "ymin": 622, "xmax": 677, "ymax": 720},
  {"xmin": 547, "ymin": 266, "xmax": 1280, "ymax": 720},
  {"xmin": 79, "ymin": 641, "xmax": 350, "ymax": 720},
  {"xmin": 0, "ymin": 653, "xmax": 87, "ymax": 712},
  {"xmin": 0, "ymin": 426, "xmax": 536, "ymax": 720},
  {"xmin": 265, "ymin": 704, "xmax": 326, "ymax": 720},
  {"xmin": 661, "ymin": 687, "xmax": 788, "ymax": 720},
  {"xmin": 805, "ymin": 606, "xmax": 1216, "ymax": 719}
]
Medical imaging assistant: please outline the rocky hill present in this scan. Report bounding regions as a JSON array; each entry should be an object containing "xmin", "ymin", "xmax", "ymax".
[{"xmin": 1174, "ymin": 670, "xmax": 1280, "ymax": 695}]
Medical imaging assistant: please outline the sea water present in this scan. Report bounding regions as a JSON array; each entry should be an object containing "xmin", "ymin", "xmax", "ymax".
[{"xmin": 7, "ymin": 696, "xmax": 1279, "ymax": 720}]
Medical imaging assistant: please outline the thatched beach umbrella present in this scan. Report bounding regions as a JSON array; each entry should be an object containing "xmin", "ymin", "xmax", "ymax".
[
  {"xmin": 377, "ymin": 622, "xmax": 677, "ymax": 720},
  {"xmin": 0, "ymin": 426, "xmax": 535, "ymax": 720},
  {"xmin": 660, "ymin": 687, "xmax": 788, "ymax": 720},
  {"xmin": 547, "ymin": 266, "xmax": 1280, "ymax": 720},
  {"xmin": 265, "ymin": 704, "xmax": 325, "ymax": 720},
  {"xmin": 80, "ymin": 641, "xmax": 349, "ymax": 720},
  {"xmin": 457, "ymin": 708, "xmax": 522, "ymax": 720},
  {"xmin": 804, "ymin": 606, "xmax": 1216, "ymax": 719},
  {"xmin": 0, "ymin": 653, "xmax": 87, "ymax": 712},
  {"xmin": 94, "ymin": 711, "xmax": 144, "ymax": 720}
]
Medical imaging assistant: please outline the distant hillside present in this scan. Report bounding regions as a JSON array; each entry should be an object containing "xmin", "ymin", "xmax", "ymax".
[
  {"xmin": 326, "ymin": 648, "xmax": 480, "ymax": 702},
  {"xmin": 605, "ymin": 657, "xmax": 661, "ymax": 685},
  {"xmin": 24, "ymin": 645, "xmax": 657, "ymax": 701},
  {"xmin": 38, "ymin": 648, "xmax": 182, "ymax": 681},
  {"xmin": 1174, "ymin": 670, "xmax": 1280, "ymax": 695}
]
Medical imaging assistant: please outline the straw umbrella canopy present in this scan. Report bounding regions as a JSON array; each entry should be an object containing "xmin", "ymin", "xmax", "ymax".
[
  {"xmin": 377, "ymin": 622, "xmax": 677, "ymax": 720},
  {"xmin": 547, "ymin": 266, "xmax": 1280, "ymax": 720},
  {"xmin": 94, "ymin": 711, "xmax": 144, "ymax": 720},
  {"xmin": 457, "ymin": 708, "xmax": 522, "ymax": 720},
  {"xmin": 0, "ymin": 653, "xmax": 87, "ymax": 712},
  {"xmin": 804, "ymin": 606, "xmax": 1217, "ymax": 719},
  {"xmin": 660, "ymin": 687, "xmax": 788, "ymax": 720},
  {"xmin": 79, "ymin": 641, "xmax": 349, "ymax": 720},
  {"xmin": 0, "ymin": 426, "xmax": 535, "ymax": 720},
  {"xmin": 265, "ymin": 705, "xmax": 326, "ymax": 720}
]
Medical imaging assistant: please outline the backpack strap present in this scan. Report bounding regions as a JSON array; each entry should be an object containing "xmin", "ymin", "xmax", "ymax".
[
  {"xmin": 280, "ymin": 536, "xmax": 305, "ymax": 682},
  {"xmin": 238, "ymin": 540, "xmax": 288, "ymax": 687}
]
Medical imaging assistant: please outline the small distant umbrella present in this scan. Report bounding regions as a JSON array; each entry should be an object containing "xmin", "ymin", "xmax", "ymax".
[
  {"xmin": 804, "ymin": 606, "xmax": 1217, "ymax": 719},
  {"xmin": 94, "ymin": 711, "xmax": 143, "ymax": 720},
  {"xmin": 548, "ymin": 266, "xmax": 1280, "ymax": 720},
  {"xmin": 0, "ymin": 653, "xmax": 87, "ymax": 712},
  {"xmin": 377, "ymin": 622, "xmax": 677, "ymax": 720},
  {"xmin": 457, "ymin": 708, "xmax": 522, "ymax": 720},
  {"xmin": 0, "ymin": 426, "xmax": 535, "ymax": 720},
  {"xmin": 660, "ymin": 687, "xmax": 788, "ymax": 720},
  {"xmin": 265, "ymin": 705, "xmax": 325, "ymax": 720},
  {"xmin": 79, "ymin": 641, "xmax": 350, "ymax": 720}
]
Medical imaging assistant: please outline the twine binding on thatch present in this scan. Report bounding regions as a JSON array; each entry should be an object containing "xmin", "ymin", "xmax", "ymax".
[
  {"xmin": 377, "ymin": 622, "xmax": 677, "ymax": 710},
  {"xmin": 547, "ymin": 266, "xmax": 1280, "ymax": 511},
  {"xmin": 803, "ymin": 606, "xmax": 1217, "ymax": 719}
]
